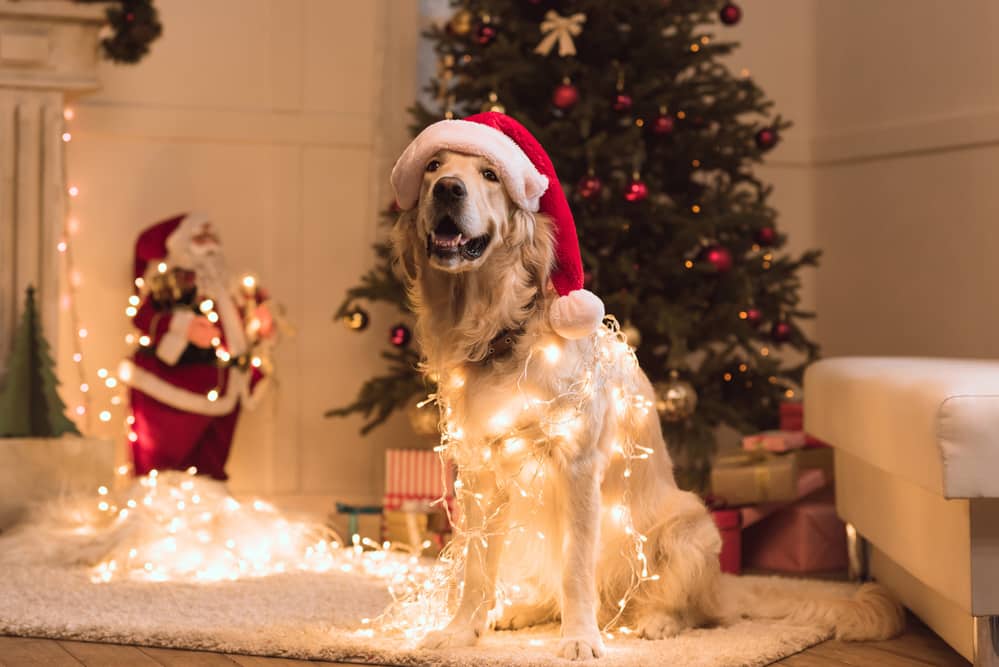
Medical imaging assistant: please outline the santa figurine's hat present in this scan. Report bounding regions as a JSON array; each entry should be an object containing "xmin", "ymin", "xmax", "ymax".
[
  {"xmin": 133, "ymin": 212, "xmax": 211, "ymax": 286},
  {"xmin": 390, "ymin": 112, "xmax": 604, "ymax": 340}
]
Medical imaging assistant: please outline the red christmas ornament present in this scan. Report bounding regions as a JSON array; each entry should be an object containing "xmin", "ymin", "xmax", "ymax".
[
  {"xmin": 771, "ymin": 321, "xmax": 792, "ymax": 343},
  {"xmin": 651, "ymin": 114, "xmax": 674, "ymax": 135},
  {"xmin": 755, "ymin": 127, "xmax": 779, "ymax": 150},
  {"xmin": 624, "ymin": 178, "xmax": 648, "ymax": 202},
  {"xmin": 577, "ymin": 174, "xmax": 603, "ymax": 199},
  {"xmin": 744, "ymin": 307, "xmax": 763, "ymax": 326},
  {"xmin": 755, "ymin": 226, "xmax": 776, "ymax": 245},
  {"xmin": 552, "ymin": 82, "xmax": 580, "ymax": 110},
  {"xmin": 612, "ymin": 93, "xmax": 633, "ymax": 112},
  {"xmin": 390, "ymin": 323, "xmax": 413, "ymax": 347},
  {"xmin": 719, "ymin": 3, "xmax": 742, "ymax": 25},
  {"xmin": 703, "ymin": 245, "xmax": 733, "ymax": 273},
  {"xmin": 476, "ymin": 23, "xmax": 497, "ymax": 45}
]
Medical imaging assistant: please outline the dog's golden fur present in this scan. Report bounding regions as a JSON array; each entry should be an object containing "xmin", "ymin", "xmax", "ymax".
[{"xmin": 392, "ymin": 150, "xmax": 904, "ymax": 660}]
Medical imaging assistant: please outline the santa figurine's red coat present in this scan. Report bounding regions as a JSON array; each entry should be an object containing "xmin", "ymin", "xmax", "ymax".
[{"xmin": 120, "ymin": 213, "xmax": 273, "ymax": 480}]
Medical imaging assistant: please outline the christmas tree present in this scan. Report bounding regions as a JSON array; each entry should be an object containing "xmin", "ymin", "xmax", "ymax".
[
  {"xmin": 329, "ymin": 0, "xmax": 819, "ymax": 487},
  {"xmin": 0, "ymin": 287, "xmax": 80, "ymax": 438}
]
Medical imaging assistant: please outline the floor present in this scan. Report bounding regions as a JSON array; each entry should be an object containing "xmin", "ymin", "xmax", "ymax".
[{"xmin": 0, "ymin": 616, "xmax": 970, "ymax": 667}]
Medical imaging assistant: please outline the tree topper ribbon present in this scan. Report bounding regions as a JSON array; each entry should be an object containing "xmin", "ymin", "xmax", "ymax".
[{"xmin": 534, "ymin": 10, "xmax": 586, "ymax": 57}]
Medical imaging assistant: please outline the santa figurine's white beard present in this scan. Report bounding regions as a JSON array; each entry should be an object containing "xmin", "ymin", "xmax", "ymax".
[{"xmin": 188, "ymin": 243, "xmax": 228, "ymax": 294}]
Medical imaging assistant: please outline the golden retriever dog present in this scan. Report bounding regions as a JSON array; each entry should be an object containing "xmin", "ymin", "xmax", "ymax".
[{"xmin": 390, "ymin": 143, "xmax": 904, "ymax": 660}]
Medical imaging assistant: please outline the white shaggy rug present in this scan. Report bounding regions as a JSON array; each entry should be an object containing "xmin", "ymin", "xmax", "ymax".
[{"xmin": 0, "ymin": 564, "xmax": 852, "ymax": 666}]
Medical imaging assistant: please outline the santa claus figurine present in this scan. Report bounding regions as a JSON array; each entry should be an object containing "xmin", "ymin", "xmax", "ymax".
[{"xmin": 119, "ymin": 213, "xmax": 278, "ymax": 480}]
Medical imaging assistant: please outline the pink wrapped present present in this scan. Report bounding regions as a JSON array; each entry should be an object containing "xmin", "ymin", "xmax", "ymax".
[
  {"xmin": 742, "ymin": 430, "xmax": 807, "ymax": 453},
  {"xmin": 710, "ymin": 468, "xmax": 827, "ymax": 574},
  {"xmin": 779, "ymin": 401, "xmax": 803, "ymax": 431},
  {"xmin": 743, "ymin": 488, "xmax": 847, "ymax": 573},
  {"xmin": 382, "ymin": 449, "xmax": 456, "ymax": 547},
  {"xmin": 712, "ymin": 509, "xmax": 742, "ymax": 575}
]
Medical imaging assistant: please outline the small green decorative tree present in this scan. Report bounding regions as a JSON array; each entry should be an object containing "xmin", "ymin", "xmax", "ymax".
[{"xmin": 0, "ymin": 287, "xmax": 80, "ymax": 438}]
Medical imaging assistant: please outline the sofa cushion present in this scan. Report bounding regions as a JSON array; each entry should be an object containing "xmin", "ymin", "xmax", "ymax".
[{"xmin": 804, "ymin": 357, "xmax": 999, "ymax": 499}]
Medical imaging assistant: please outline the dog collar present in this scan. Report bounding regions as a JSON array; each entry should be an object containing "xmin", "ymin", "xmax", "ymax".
[{"xmin": 477, "ymin": 296, "xmax": 537, "ymax": 364}]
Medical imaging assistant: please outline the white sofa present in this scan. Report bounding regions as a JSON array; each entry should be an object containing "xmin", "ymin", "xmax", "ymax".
[{"xmin": 805, "ymin": 357, "xmax": 999, "ymax": 666}]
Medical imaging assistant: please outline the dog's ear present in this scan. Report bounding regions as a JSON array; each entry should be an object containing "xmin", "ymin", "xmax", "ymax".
[
  {"xmin": 390, "ymin": 209, "xmax": 420, "ymax": 284},
  {"xmin": 512, "ymin": 209, "xmax": 555, "ymax": 291}
]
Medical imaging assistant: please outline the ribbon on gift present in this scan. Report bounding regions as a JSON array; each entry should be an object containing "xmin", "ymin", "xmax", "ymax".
[{"xmin": 534, "ymin": 10, "xmax": 586, "ymax": 57}]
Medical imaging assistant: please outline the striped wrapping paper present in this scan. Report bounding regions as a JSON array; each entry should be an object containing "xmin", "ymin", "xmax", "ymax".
[{"xmin": 382, "ymin": 449, "xmax": 455, "ymax": 511}]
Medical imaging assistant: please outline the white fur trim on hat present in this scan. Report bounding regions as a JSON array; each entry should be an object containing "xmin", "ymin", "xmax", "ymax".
[
  {"xmin": 550, "ymin": 289, "xmax": 605, "ymax": 340},
  {"xmin": 391, "ymin": 120, "xmax": 549, "ymax": 212}
]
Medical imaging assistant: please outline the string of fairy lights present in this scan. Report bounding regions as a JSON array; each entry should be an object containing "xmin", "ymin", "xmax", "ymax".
[{"xmin": 60, "ymin": 106, "xmax": 111, "ymax": 435}]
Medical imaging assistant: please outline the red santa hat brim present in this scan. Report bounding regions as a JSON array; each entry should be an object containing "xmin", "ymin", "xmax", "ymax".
[{"xmin": 391, "ymin": 120, "xmax": 549, "ymax": 212}]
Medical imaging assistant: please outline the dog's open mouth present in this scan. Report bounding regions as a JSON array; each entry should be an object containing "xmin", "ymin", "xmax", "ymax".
[{"xmin": 427, "ymin": 216, "xmax": 490, "ymax": 261}]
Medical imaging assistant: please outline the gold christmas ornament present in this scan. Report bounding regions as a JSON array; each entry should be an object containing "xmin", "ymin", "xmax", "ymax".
[
  {"xmin": 406, "ymin": 399, "xmax": 439, "ymax": 436},
  {"xmin": 535, "ymin": 10, "xmax": 586, "ymax": 57},
  {"xmin": 621, "ymin": 321, "xmax": 642, "ymax": 348},
  {"xmin": 448, "ymin": 9, "xmax": 473, "ymax": 36},
  {"xmin": 654, "ymin": 370, "xmax": 697, "ymax": 422},
  {"xmin": 480, "ymin": 91, "xmax": 505, "ymax": 113}
]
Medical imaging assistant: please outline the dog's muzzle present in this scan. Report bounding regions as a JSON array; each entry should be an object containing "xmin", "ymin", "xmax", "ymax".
[{"xmin": 427, "ymin": 215, "xmax": 490, "ymax": 261}]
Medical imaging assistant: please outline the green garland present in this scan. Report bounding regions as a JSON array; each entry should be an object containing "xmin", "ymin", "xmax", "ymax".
[{"xmin": 75, "ymin": 0, "xmax": 161, "ymax": 64}]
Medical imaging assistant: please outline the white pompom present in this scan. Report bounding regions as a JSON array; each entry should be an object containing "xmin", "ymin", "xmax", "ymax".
[{"xmin": 550, "ymin": 289, "xmax": 605, "ymax": 340}]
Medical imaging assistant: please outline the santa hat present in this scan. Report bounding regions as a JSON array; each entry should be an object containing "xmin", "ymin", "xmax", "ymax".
[
  {"xmin": 133, "ymin": 212, "xmax": 211, "ymax": 285},
  {"xmin": 390, "ymin": 112, "xmax": 604, "ymax": 340}
]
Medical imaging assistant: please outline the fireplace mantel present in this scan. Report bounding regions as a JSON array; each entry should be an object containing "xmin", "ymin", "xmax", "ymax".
[{"xmin": 0, "ymin": 0, "xmax": 104, "ymax": 374}]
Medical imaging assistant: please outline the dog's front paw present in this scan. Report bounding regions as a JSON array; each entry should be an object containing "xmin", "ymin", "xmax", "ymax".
[
  {"xmin": 636, "ymin": 611, "xmax": 686, "ymax": 639},
  {"xmin": 419, "ymin": 624, "xmax": 481, "ymax": 650},
  {"xmin": 557, "ymin": 634, "xmax": 605, "ymax": 661},
  {"xmin": 495, "ymin": 603, "xmax": 553, "ymax": 631}
]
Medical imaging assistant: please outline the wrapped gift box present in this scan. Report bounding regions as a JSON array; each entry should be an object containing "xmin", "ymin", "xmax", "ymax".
[
  {"xmin": 711, "ymin": 467, "xmax": 827, "ymax": 574},
  {"xmin": 742, "ymin": 430, "xmax": 808, "ymax": 453},
  {"xmin": 795, "ymin": 445, "xmax": 834, "ymax": 482},
  {"xmin": 743, "ymin": 488, "xmax": 847, "ymax": 573},
  {"xmin": 710, "ymin": 451, "xmax": 799, "ymax": 506},
  {"xmin": 779, "ymin": 401, "xmax": 803, "ymax": 431},
  {"xmin": 382, "ymin": 449, "xmax": 456, "ymax": 549}
]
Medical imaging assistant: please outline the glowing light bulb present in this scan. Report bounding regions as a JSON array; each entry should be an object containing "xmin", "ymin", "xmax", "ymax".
[
  {"xmin": 489, "ymin": 411, "xmax": 514, "ymax": 432},
  {"xmin": 57, "ymin": 240, "xmax": 67, "ymax": 252},
  {"xmin": 99, "ymin": 411, "xmax": 111, "ymax": 422},
  {"xmin": 128, "ymin": 431, "xmax": 138, "ymax": 443},
  {"xmin": 73, "ymin": 352, "xmax": 82, "ymax": 363},
  {"xmin": 138, "ymin": 335, "xmax": 151, "ymax": 346},
  {"xmin": 199, "ymin": 299, "xmax": 214, "ymax": 313},
  {"xmin": 210, "ymin": 337, "xmax": 221, "ymax": 347},
  {"xmin": 503, "ymin": 437, "xmax": 525, "ymax": 455},
  {"xmin": 157, "ymin": 262, "xmax": 168, "ymax": 274},
  {"xmin": 80, "ymin": 383, "xmax": 89, "ymax": 393},
  {"xmin": 542, "ymin": 343, "xmax": 561, "ymax": 364},
  {"xmin": 250, "ymin": 357, "xmax": 262, "ymax": 368},
  {"xmin": 98, "ymin": 501, "xmax": 109, "ymax": 511},
  {"xmin": 75, "ymin": 406, "xmax": 85, "ymax": 416},
  {"xmin": 206, "ymin": 311, "xmax": 219, "ymax": 324},
  {"xmin": 105, "ymin": 377, "xmax": 118, "ymax": 389},
  {"xmin": 242, "ymin": 275, "xmax": 256, "ymax": 289},
  {"xmin": 125, "ymin": 306, "xmax": 137, "ymax": 317},
  {"xmin": 68, "ymin": 217, "xmax": 80, "ymax": 234},
  {"xmin": 611, "ymin": 504, "xmax": 627, "ymax": 523},
  {"xmin": 68, "ymin": 186, "xmax": 79, "ymax": 197},
  {"xmin": 134, "ymin": 277, "xmax": 144, "ymax": 289},
  {"xmin": 62, "ymin": 132, "xmax": 72, "ymax": 142},
  {"xmin": 63, "ymin": 108, "xmax": 75, "ymax": 120},
  {"xmin": 207, "ymin": 389, "xmax": 219, "ymax": 402}
]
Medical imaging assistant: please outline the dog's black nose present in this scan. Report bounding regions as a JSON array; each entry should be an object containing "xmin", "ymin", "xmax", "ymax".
[{"xmin": 433, "ymin": 177, "xmax": 466, "ymax": 203}]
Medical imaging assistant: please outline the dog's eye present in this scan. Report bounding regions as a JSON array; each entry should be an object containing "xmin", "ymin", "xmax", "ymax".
[
  {"xmin": 426, "ymin": 159, "xmax": 441, "ymax": 173},
  {"xmin": 482, "ymin": 169, "xmax": 499, "ymax": 182}
]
